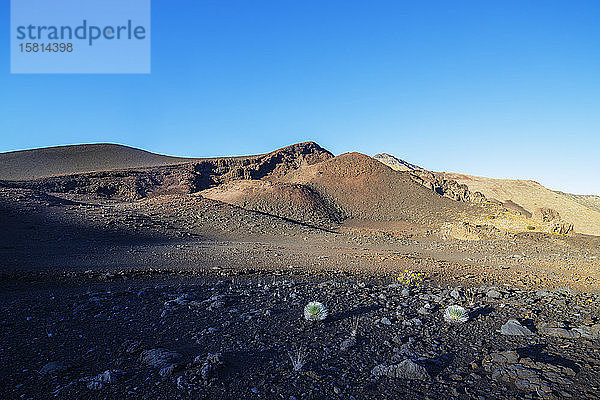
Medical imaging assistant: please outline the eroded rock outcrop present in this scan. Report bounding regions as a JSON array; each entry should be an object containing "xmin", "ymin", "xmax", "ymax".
[
  {"xmin": 373, "ymin": 153, "xmax": 486, "ymax": 203},
  {"xmin": 532, "ymin": 208, "xmax": 574, "ymax": 236},
  {"xmin": 411, "ymin": 170, "xmax": 487, "ymax": 203}
]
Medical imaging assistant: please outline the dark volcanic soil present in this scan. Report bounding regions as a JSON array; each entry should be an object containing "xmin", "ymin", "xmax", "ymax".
[{"xmin": 2, "ymin": 272, "xmax": 600, "ymax": 400}]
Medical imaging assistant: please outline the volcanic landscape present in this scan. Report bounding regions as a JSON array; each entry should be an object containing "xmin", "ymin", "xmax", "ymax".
[{"xmin": 1, "ymin": 142, "xmax": 599, "ymax": 399}]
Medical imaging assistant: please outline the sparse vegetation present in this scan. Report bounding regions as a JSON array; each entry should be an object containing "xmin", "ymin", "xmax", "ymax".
[
  {"xmin": 443, "ymin": 305, "xmax": 469, "ymax": 323},
  {"xmin": 350, "ymin": 316, "xmax": 360, "ymax": 337},
  {"xmin": 304, "ymin": 301, "xmax": 328, "ymax": 321},
  {"xmin": 287, "ymin": 347, "xmax": 307, "ymax": 372},
  {"xmin": 396, "ymin": 270, "xmax": 425, "ymax": 288},
  {"xmin": 465, "ymin": 287, "xmax": 477, "ymax": 305}
]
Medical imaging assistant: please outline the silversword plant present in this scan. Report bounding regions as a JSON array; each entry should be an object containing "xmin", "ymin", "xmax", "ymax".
[
  {"xmin": 304, "ymin": 301, "xmax": 328, "ymax": 321},
  {"xmin": 444, "ymin": 305, "xmax": 469, "ymax": 323}
]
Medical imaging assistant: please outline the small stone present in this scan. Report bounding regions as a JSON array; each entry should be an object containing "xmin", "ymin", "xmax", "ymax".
[
  {"xmin": 340, "ymin": 337, "xmax": 357, "ymax": 351},
  {"xmin": 139, "ymin": 349, "xmax": 182, "ymax": 368},
  {"xmin": 209, "ymin": 301, "xmax": 225, "ymax": 310},
  {"xmin": 538, "ymin": 323, "xmax": 580, "ymax": 339},
  {"xmin": 450, "ymin": 288, "xmax": 461, "ymax": 300},
  {"xmin": 417, "ymin": 307, "xmax": 430, "ymax": 315},
  {"xmin": 195, "ymin": 353, "xmax": 224, "ymax": 382},
  {"xmin": 499, "ymin": 320, "xmax": 533, "ymax": 336},
  {"xmin": 159, "ymin": 364, "xmax": 176, "ymax": 377},
  {"xmin": 403, "ymin": 318, "xmax": 422, "ymax": 327},
  {"xmin": 371, "ymin": 359, "xmax": 431, "ymax": 381},
  {"xmin": 40, "ymin": 361, "xmax": 68, "ymax": 376},
  {"xmin": 95, "ymin": 370, "xmax": 119, "ymax": 384},
  {"xmin": 87, "ymin": 381, "xmax": 103, "ymax": 390},
  {"xmin": 486, "ymin": 289, "xmax": 501, "ymax": 299},
  {"xmin": 381, "ymin": 317, "xmax": 392, "ymax": 325}
]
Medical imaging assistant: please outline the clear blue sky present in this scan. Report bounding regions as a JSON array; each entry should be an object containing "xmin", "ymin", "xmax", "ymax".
[{"xmin": 1, "ymin": 1, "xmax": 599, "ymax": 195}]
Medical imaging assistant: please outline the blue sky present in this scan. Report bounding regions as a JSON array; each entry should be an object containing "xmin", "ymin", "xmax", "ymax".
[{"xmin": 1, "ymin": 1, "xmax": 599, "ymax": 195}]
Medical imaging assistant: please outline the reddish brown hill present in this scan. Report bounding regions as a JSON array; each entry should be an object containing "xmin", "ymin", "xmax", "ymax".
[
  {"xmin": 281, "ymin": 152, "xmax": 479, "ymax": 226},
  {"xmin": 200, "ymin": 180, "xmax": 341, "ymax": 228}
]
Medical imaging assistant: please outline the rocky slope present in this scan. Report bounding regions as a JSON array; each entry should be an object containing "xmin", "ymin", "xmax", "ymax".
[
  {"xmin": 0, "ymin": 142, "xmax": 333, "ymax": 201},
  {"xmin": 441, "ymin": 173, "xmax": 600, "ymax": 237},
  {"xmin": 200, "ymin": 180, "xmax": 342, "ymax": 229},
  {"xmin": 373, "ymin": 153, "xmax": 422, "ymax": 171},
  {"xmin": 373, "ymin": 153, "xmax": 598, "ymax": 237},
  {"xmin": 373, "ymin": 153, "xmax": 486, "ymax": 204}
]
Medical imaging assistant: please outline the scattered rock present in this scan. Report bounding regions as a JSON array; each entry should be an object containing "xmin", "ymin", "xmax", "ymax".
[
  {"xmin": 340, "ymin": 337, "xmax": 357, "ymax": 351},
  {"xmin": 85, "ymin": 370, "xmax": 122, "ymax": 390},
  {"xmin": 372, "ymin": 359, "xmax": 431, "ymax": 381},
  {"xmin": 538, "ymin": 322, "xmax": 600, "ymax": 339},
  {"xmin": 139, "ymin": 348, "xmax": 182, "ymax": 376},
  {"xmin": 87, "ymin": 381, "xmax": 104, "ymax": 390},
  {"xmin": 403, "ymin": 318, "xmax": 422, "ymax": 327},
  {"xmin": 165, "ymin": 294, "xmax": 195, "ymax": 307},
  {"xmin": 187, "ymin": 353, "xmax": 224, "ymax": 385},
  {"xmin": 499, "ymin": 320, "xmax": 533, "ymax": 336},
  {"xmin": 550, "ymin": 220, "xmax": 574, "ymax": 236},
  {"xmin": 482, "ymin": 350, "xmax": 576, "ymax": 398},
  {"xmin": 450, "ymin": 288, "xmax": 461, "ymax": 300},
  {"xmin": 533, "ymin": 207, "xmax": 561, "ymax": 223},
  {"xmin": 40, "ymin": 361, "xmax": 68, "ymax": 376}
]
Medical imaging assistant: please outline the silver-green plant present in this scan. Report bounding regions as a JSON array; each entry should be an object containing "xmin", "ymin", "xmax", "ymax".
[
  {"xmin": 304, "ymin": 301, "xmax": 328, "ymax": 321},
  {"xmin": 443, "ymin": 305, "xmax": 469, "ymax": 323}
]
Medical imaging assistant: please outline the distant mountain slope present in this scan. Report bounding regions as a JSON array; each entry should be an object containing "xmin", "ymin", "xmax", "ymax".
[
  {"xmin": 441, "ymin": 173, "xmax": 600, "ymax": 236},
  {"xmin": 0, "ymin": 144, "xmax": 200, "ymax": 181},
  {"xmin": 373, "ymin": 153, "xmax": 422, "ymax": 171},
  {"xmin": 554, "ymin": 191, "xmax": 600, "ymax": 214}
]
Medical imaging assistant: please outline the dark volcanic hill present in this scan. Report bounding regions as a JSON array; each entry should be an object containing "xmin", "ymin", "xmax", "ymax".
[
  {"xmin": 0, "ymin": 143, "xmax": 200, "ymax": 181},
  {"xmin": 0, "ymin": 142, "xmax": 334, "ymax": 200}
]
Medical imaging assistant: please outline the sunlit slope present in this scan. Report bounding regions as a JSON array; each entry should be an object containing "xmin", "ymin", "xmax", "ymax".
[{"xmin": 441, "ymin": 173, "xmax": 600, "ymax": 236}]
